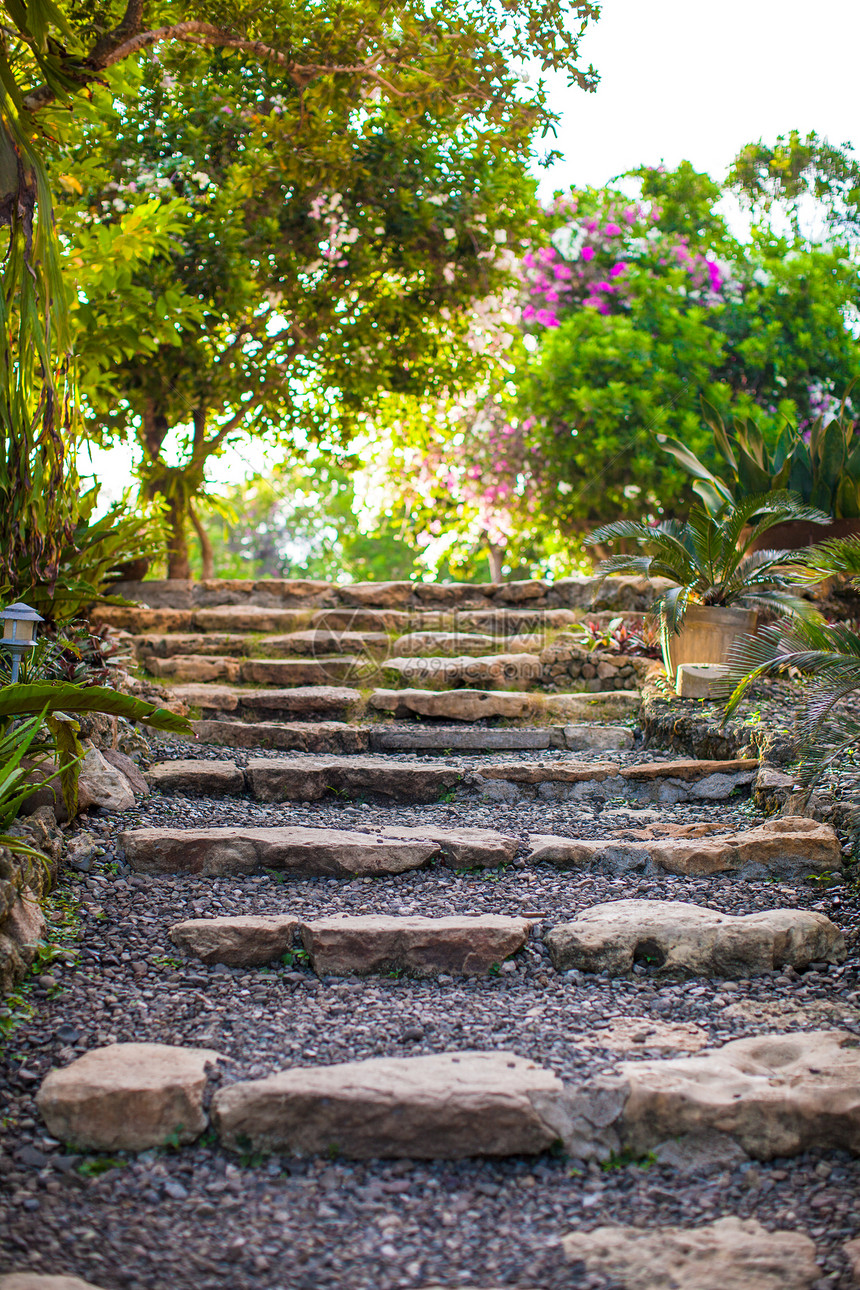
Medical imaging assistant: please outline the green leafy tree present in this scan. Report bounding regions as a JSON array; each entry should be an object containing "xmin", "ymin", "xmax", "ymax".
[
  {"xmin": 728, "ymin": 130, "xmax": 860, "ymax": 244},
  {"xmin": 10, "ymin": 0, "xmax": 599, "ymax": 579}
]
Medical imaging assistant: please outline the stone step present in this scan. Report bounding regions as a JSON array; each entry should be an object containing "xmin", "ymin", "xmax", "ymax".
[
  {"xmin": 244, "ymin": 756, "xmax": 464, "ymax": 804},
  {"xmin": 134, "ymin": 630, "xmax": 392, "ymax": 660},
  {"xmin": 146, "ymin": 753, "xmax": 760, "ymax": 807},
  {"xmin": 605, "ymin": 1029, "xmax": 860, "ymax": 1162},
  {"xmin": 367, "ymin": 724, "xmax": 634, "ymax": 752},
  {"xmin": 169, "ymin": 683, "xmax": 362, "ymax": 720},
  {"xmin": 186, "ymin": 719, "xmax": 635, "ymax": 755},
  {"xmin": 105, "ymin": 573, "xmax": 663, "ymax": 613},
  {"xmin": 119, "ymin": 823, "xmax": 513, "ymax": 875},
  {"xmin": 36, "ymin": 1030, "xmax": 860, "ymax": 1162},
  {"xmin": 544, "ymin": 899, "xmax": 845, "ymax": 977},
  {"xmin": 479, "ymin": 756, "xmax": 759, "ymax": 804},
  {"xmin": 169, "ymin": 915, "xmax": 299, "ymax": 966},
  {"xmin": 527, "ymin": 816, "xmax": 842, "ymax": 878},
  {"xmin": 563, "ymin": 1218, "xmax": 819, "ymax": 1290},
  {"xmin": 303, "ymin": 913, "xmax": 531, "ymax": 976},
  {"xmin": 147, "ymin": 753, "xmax": 754, "ymax": 806},
  {"xmin": 382, "ymin": 653, "xmax": 544, "ymax": 690},
  {"xmin": 192, "ymin": 719, "xmax": 369, "ymax": 753},
  {"xmin": 167, "ymin": 681, "xmax": 641, "ymax": 723},
  {"xmin": 98, "ymin": 601, "xmax": 591, "ymax": 637},
  {"xmin": 211, "ymin": 1050, "xmax": 567, "ymax": 1157},
  {"xmin": 369, "ymin": 686, "xmax": 640, "ymax": 722},
  {"xmin": 168, "ymin": 913, "xmax": 530, "ymax": 974}
]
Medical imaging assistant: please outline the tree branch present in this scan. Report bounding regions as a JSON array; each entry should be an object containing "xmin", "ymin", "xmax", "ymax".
[{"xmin": 23, "ymin": 21, "xmax": 401, "ymax": 112}]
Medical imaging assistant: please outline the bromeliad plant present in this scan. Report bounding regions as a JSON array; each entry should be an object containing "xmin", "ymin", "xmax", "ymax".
[{"xmin": 586, "ymin": 493, "xmax": 829, "ymax": 648}]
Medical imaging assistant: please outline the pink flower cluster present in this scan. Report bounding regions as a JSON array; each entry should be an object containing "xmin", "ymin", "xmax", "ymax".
[{"xmin": 518, "ymin": 195, "xmax": 726, "ymax": 330}]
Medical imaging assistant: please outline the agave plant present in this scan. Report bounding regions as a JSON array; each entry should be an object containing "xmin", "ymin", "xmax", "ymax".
[
  {"xmin": 587, "ymin": 493, "xmax": 829, "ymax": 640},
  {"xmin": 660, "ymin": 392, "xmax": 860, "ymax": 518}
]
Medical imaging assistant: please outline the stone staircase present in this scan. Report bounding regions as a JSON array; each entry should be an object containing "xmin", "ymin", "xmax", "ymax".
[{"xmin": 3, "ymin": 576, "xmax": 859, "ymax": 1290}]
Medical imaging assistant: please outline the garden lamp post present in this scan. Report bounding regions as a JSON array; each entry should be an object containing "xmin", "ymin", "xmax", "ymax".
[{"xmin": 0, "ymin": 602, "xmax": 43, "ymax": 682}]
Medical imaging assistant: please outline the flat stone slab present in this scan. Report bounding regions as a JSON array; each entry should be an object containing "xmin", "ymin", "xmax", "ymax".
[
  {"xmin": 370, "ymin": 687, "xmax": 639, "ymax": 722},
  {"xmin": 0, "ymin": 1277, "xmax": 110, "ymax": 1290},
  {"xmin": 562, "ymin": 723, "xmax": 634, "ymax": 751},
  {"xmin": 392, "ymin": 631, "xmax": 500, "ymax": 656},
  {"xmin": 615, "ymin": 1029, "xmax": 860, "ymax": 1160},
  {"xmin": 527, "ymin": 817, "xmax": 841, "ymax": 878},
  {"xmin": 239, "ymin": 658, "xmax": 376, "ymax": 686},
  {"xmin": 370, "ymin": 686, "xmax": 537, "ymax": 721},
  {"xmin": 372, "ymin": 825, "xmax": 519, "ymax": 868},
  {"xmin": 170, "ymin": 683, "xmax": 362, "ymax": 719},
  {"xmin": 193, "ymin": 720, "xmax": 369, "ymax": 754},
  {"xmin": 169, "ymin": 915, "xmax": 299, "ymax": 965},
  {"xmin": 369, "ymin": 727, "xmax": 559, "ymax": 751},
  {"xmin": 383, "ymin": 653, "xmax": 543, "ymax": 690},
  {"xmin": 300, "ymin": 914, "xmax": 531, "ymax": 976},
  {"xmin": 259, "ymin": 630, "xmax": 390, "ymax": 657},
  {"xmin": 120, "ymin": 826, "xmax": 441, "ymax": 877},
  {"xmin": 148, "ymin": 760, "xmax": 245, "ymax": 795},
  {"xmin": 133, "ymin": 632, "xmax": 255, "ymax": 658},
  {"xmin": 192, "ymin": 606, "xmax": 310, "ymax": 632},
  {"xmin": 148, "ymin": 654, "xmax": 241, "ymax": 683},
  {"xmin": 477, "ymin": 756, "xmax": 758, "ymax": 803},
  {"xmin": 562, "ymin": 1217, "xmax": 819, "ymax": 1290},
  {"xmin": 36, "ymin": 1042, "xmax": 220, "ymax": 1150},
  {"xmin": 545, "ymin": 900, "xmax": 846, "ymax": 977},
  {"xmin": 212, "ymin": 1051, "xmax": 568, "ymax": 1157},
  {"xmin": 245, "ymin": 756, "xmax": 463, "ymax": 804}
]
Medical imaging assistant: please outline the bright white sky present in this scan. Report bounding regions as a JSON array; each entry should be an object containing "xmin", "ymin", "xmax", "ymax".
[{"xmin": 86, "ymin": 0, "xmax": 860, "ymax": 506}]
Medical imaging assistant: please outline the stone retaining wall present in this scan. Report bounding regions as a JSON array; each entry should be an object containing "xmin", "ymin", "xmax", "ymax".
[
  {"xmin": 107, "ymin": 575, "xmax": 667, "ymax": 613},
  {"xmin": 0, "ymin": 807, "xmax": 62, "ymax": 993},
  {"xmin": 538, "ymin": 642, "xmax": 653, "ymax": 693}
]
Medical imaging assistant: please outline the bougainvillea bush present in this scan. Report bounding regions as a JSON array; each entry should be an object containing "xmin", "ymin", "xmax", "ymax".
[
  {"xmin": 517, "ymin": 163, "xmax": 860, "ymax": 536},
  {"xmin": 367, "ymin": 162, "xmax": 860, "ymax": 579}
]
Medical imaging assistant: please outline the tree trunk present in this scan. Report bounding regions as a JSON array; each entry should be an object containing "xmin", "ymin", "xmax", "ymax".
[
  {"xmin": 189, "ymin": 500, "xmax": 214, "ymax": 580},
  {"xmin": 165, "ymin": 494, "xmax": 191, "ymax": 580},
  {"xmin": 487, "ymin": 544, "xmax": 504, "ymax": 583}
]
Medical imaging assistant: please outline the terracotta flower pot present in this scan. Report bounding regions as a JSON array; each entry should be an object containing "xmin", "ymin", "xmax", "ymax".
[
  {"xmin": 661, "ymin": 604, "xmax": 757, "ymax": 682},
  {"xmin": 744, "ymin": 517, "xmax": 860, "ymax": 553}
]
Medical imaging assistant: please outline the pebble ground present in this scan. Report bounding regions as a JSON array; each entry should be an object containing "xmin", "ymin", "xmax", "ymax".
[{"xmin": 1, "ymin": 729, "xmax": 859, "ymax": 1289}]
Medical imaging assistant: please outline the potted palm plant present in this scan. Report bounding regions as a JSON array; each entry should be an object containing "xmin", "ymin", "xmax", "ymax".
[{"xmin": 586, "ymin": 493, "xmax": 828, "ymax": 682}]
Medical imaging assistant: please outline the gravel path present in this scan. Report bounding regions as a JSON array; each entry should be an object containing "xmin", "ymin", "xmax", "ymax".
[{"xmin": 1, "ymin": 732, "xmax": 859, "ymax": 1290}]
